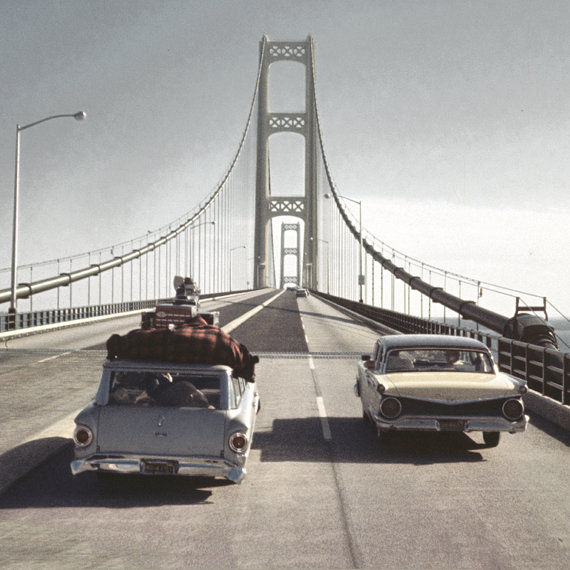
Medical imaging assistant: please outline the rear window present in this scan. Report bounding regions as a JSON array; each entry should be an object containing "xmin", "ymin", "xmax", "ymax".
[
  {"xmin": 385, "ymin": 349, "xmax": 494, "ymax": 374},
  {"xmin": 108, "ymin": 371, "xmax": 220, "ymax": 408}
]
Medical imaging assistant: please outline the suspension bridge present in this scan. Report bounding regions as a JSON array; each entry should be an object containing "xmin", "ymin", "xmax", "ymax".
[
  {"xmin": 1, "ymin": 36, "xmax": 568, "ymax": 401},
  {"xmin": 0, "ymin": 36, "xmax": 568, "ymax": 568}
]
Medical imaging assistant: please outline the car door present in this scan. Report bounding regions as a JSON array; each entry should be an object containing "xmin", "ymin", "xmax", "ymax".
[{"xmin": 360, "ymin": 341, "xmax": 383, "ymax": 414}]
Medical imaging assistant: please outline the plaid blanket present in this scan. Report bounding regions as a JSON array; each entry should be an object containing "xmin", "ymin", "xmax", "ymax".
[{"xmin": 106, "ymin": 316, "xmax": 259, "ymax": 381}]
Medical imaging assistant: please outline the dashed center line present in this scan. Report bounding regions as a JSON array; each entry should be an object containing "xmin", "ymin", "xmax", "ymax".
[
  {"xmin": 36, "ymin": 351, "xmax": 72, "ymax": 364},
  {"xmin": 316, "ymin": 396, "xmax": 332, "ymax": 441}
]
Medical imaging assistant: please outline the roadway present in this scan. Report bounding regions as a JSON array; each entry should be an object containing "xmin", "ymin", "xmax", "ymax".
[{"xmin": 0, "ymin": 289, "xmax": 568, "ymax": 568}]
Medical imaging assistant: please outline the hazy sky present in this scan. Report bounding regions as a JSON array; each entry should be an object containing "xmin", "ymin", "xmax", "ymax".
[{"xmin": 1, "ymin": 1, "xmax": 568, "ymax": 314}]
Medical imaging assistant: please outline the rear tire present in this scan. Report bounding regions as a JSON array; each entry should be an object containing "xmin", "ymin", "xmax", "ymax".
[{"xmin": 483, "ymin": 432, "xmax": 501, "ymax": 447}]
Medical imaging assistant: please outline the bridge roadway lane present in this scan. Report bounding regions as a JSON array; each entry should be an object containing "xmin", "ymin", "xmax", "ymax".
[
  {"xmin": 0, "ymin": 290, "xmax": 569, "ymax": 568},
  {"xmin": 0, "ymin": 289, "xmax": 277, "ymax": 465}
]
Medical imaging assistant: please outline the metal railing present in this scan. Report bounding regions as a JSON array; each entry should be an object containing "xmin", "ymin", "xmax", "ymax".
[
  {"xmin": 316, "ymin": 291, "xmax": 569, "ymax": 407},
  {"xmin": 317, "ymin": 291, "xmax": 499, "ymax": 346},
  {"xmin": 0, "ymin": 290, "xmax": 251, "ymax": 334},
  {"xmin": 0, "ymin": 299, "xmax": 166, "ymax": 333},
  {"xmin": 498, "ymin": 338, "xmax": 569, "ymax": 405}
]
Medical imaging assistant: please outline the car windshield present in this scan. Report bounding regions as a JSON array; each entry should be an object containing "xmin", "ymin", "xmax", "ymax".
[
  {"xmin": 385, "ymin": 349, "xmax": 494, "ymax": 374},
  {"xmin": 108, "ymin": 371, "xmax": 221, "ymax": 408}
]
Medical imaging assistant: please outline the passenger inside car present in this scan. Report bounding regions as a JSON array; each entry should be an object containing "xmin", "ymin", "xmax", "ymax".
[
  {"xmin": 385, "ymin": 351, "xmax": 414, "ymax": 372},
  {"xmin": 443, "ymin": 351, "xmax": 463, "ymax": 370},
  {"xmin": 109, "ymin": 371, "xmax": 219, "ymax": 408},
  {"xmin": 154, "ymin": 381, "xmax": 215, "ymax": 408}
]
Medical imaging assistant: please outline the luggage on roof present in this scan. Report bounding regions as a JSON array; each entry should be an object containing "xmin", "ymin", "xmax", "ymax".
[{"xmin": 106, "ymin": 316, "xmax": 259, "ymax": 381}]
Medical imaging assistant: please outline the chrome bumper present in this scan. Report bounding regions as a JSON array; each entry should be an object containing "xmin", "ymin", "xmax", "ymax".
[
  {"xmin": 71, "ymin": 454, "xmax": 246, "ymax": 483},
  {"xmin": 371, "ymin": 413, "xmax": 529, "ymax": 434}
]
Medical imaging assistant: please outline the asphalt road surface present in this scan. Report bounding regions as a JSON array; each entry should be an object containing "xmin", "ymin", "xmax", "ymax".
[{"xmin": 0, "ymin": 289, "xmax": 568, "ymax": 569}]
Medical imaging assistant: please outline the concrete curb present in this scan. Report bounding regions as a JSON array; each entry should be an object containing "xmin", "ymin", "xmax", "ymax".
[
  {"xmin": 0, "ymin": 410, "xmax": 78, "ymax": 495},
  {"xmin": 0, "ymin": 437, "xmax": 72, "ymax": 496},
  {"xmin": 524, "ymin": 390, "xmax": 570, "ymax": 431}
]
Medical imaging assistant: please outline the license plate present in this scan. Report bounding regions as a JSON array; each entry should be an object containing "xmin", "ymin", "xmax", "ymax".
[
  {"xmin": 438, "ymin": 419, "xmax": 466, "ymax": 432},
  {"xmin": 141, "ymin": 460, "xmax": 178, "ymax": 475}
]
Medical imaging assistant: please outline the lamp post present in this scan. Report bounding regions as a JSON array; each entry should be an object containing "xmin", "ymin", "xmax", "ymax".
[
  {"xmin": 324, "ymin": 192, "xmax": 364, "ymax": 302},
  {"xmin": 9, "ymin": 111, "xmax": 86, "ymax": 318},
  {"xmin": 229, "ymin": 245, "xmax": 246, "ymax": 291}
]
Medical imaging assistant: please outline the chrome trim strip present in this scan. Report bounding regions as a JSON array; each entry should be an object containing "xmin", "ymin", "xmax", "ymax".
[
  {"xmin": 388, "ymin": 394, "xmax": 523, "ymax": 405},
  {"xmin": 371, "ymin": 412, "xmax": 528, "ymax": 434},
  {"xmin": 71, "ymin": 454, "xmax": 246, "ymax": 483}
]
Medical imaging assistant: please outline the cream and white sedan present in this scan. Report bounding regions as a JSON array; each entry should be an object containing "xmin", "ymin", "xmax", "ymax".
[{"xmin": 355, "ymin": 335, "xmax": 528, "ymax": 446}]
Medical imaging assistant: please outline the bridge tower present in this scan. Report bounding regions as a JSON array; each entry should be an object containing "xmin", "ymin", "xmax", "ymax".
[
  {"xmin": 280, "ymin": 222, "xmax": 301, "ymax": 288},
  {"xmin": 254, "ymin": 36, "xmax": 318, "ymax": 289}
]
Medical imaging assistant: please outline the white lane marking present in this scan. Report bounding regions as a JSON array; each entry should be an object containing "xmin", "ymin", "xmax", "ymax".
[
  {"xmin": 36, "ymin": 351, "xmax": 72, "ymax": 364},
  {"xmin": 223, "ymin": 290, "xmax": 285, "ymax": 333},
  {"xmin": 308, "ymin": 356, "xmax": 315, "ymax": 370},
  {"xmin": 316, "ymin": 396, "xmax": 332, "ymax": 441}
]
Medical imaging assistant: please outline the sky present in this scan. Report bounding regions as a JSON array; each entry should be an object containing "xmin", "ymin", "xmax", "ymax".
[{"xmin": 0, "ymin": 0, "xmax": 568, "ymax": 316}]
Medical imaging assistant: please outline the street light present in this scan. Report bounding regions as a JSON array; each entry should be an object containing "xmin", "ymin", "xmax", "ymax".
[
  {"xmin": 324, "ymin": 192, "xmax": 364, "ymax": 302},
  {"xmin": 229, "ymin": 245, "xmax": 246, "ymax": 292},
  {"xmin": 9, "ymin": 111, "xmax": 86, "ymax": 318}
]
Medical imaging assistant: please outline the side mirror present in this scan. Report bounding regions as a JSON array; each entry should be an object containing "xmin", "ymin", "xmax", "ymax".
[
  {"xmin": 361, "ymin": 354, "xmax": 371, "ymax": 361},
  {"xmin": 364, "ymin": 360, "xmax": 376, "ymax": 370}
]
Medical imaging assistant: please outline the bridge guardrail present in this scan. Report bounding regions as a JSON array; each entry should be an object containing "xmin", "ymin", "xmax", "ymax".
[
  {"xmin": 0, "ymin": 299, "xmax": 167, "ymax": 334},
  {"xmin": 498, "ymin": 338, "xmax": 568, "ymax": 405},
  {"xmin": 315, "ymin": 291, "xmax": 569, "ymax": 407},
  {"xmin": 0, "ymin": 290, "xmax": 252, "ymax": 335}
]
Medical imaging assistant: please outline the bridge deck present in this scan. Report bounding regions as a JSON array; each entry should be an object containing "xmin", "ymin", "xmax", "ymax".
[{"xmin": 0, "ymin": 290, "xmax": 568, "ymax": 568}]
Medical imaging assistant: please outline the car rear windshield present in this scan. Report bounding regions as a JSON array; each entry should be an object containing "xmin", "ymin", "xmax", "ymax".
[
  {"xmin": 108, "ymin": 371, "xmax": 221, "ymax": 408},
  {"xmin": 385, "ymin": 349, "xmax": 494, "ymax": 374}
]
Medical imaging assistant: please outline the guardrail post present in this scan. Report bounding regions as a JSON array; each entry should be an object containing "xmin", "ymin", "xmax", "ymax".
[
  {"xmin": 562, "ymin": 354, "xmax": 570, "ymax": 404},
  {"xmin": 6, "ymin": 310, "xmax": 16, "ymax": 331}
]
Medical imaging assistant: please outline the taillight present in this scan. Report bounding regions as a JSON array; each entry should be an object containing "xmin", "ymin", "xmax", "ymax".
[
  {"xmin": 502, "ymin": 399, "xmax": 524, "ymax": 421},
  {"xmin": 228, "ymin": 432, "xmax": 249, "ymax": 453},
  {"xmin": 73, "ymin": 425, "xmax": 93, "ymax": 447},
  {"xmin": 379, "ymin": 397, "xmax": 402, "ymax": 419}
]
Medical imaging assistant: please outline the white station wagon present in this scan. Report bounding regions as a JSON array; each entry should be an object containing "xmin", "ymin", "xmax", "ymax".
[
  {"xmin": 71, "ymin": 360, "xmax": 260, "ymax": 483},
  {"xmin": 355, "ymin": 334, "xmax": 528, "ymax": 446}
]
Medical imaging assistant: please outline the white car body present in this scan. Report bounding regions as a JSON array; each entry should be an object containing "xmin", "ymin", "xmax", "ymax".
[{"xmin": 71, "ymin": 360, "xmax": 259, "ymax": 483}]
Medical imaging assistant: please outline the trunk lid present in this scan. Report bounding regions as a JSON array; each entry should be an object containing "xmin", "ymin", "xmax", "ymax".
[
  {"xmin": 97, "ymin": 406, "xmax": 226, "ymax": 456},
  {"xmin": 385, "ymin": 371, "xmax": 517, "ymax": 402}
]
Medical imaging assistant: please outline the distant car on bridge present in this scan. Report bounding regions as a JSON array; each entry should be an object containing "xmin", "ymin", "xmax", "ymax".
[
  {"xmin": 140, "ymin": 275, "xmax": 219, "ymax": 329},
  {"xmin": 71, "ymin": 360, "xmax": 260, "ymax": 483},
  {"xmin": 355, "ymin": 334, "xmax": 528, "ymax": 447},
  {"xmin": 295, "ymin": 288, "xmax": 309, "ymax": 298}
]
